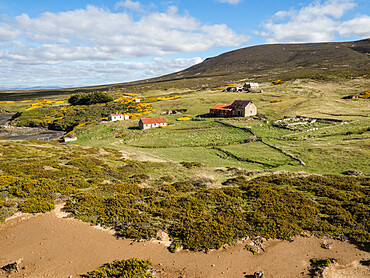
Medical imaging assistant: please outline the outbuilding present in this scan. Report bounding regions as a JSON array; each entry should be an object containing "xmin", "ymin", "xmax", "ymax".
[
  {"xmin": 244, "ymin": 82, "xmax": 259, "ymax": 89},
  {"xmin": 109, "ymin": 114, "xmax": 129, "ymax": 121},
  {"xmin": 209, "ymin": 100, "xmax": 257, "ymax": 117},
  {"xmin": 139, "ymin": 117, "xmax": 167, "ymax": 130}
]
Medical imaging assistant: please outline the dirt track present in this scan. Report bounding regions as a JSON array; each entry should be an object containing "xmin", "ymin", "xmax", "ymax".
[{"xmin": 0, "ymin": 208, "xmax": 369, "ymax": 278}]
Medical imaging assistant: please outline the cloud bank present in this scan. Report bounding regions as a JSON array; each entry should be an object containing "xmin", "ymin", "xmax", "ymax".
[
  {"xmin": 0, "ymin": 5, "xmax": 247, "ymax": 65},
  {"xmin": 260, "ymin": 0, "xmax": 370, "ymax": 43},
  {"xmin": 0, "ymin": 3, "xmax": 248, "ymax": 88}
]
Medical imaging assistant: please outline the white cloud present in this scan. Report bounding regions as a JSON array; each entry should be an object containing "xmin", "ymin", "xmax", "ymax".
[
  {"xmin": 0, "ymin": 5, "xmax": 248, "ymax": 65},
  {"xmin": 259, "ymin": 0, "xmax": 368, "ymax": 43},
  {"xmin": 115, "ymin": 0, "xmax": 145, "ymax": 12},
  {"xmin": 338, "ymin": 15, "xmax": 370, "ymax": 37},
  {"xmin": 215, "ymin": 0, "xmax": 242, "ymax": 4}
]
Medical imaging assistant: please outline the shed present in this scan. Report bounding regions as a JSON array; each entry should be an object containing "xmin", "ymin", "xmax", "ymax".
[
  {"xmin": 109, "ymin": 114, "xmax": 129, "ymax": 121},
  {"xmin": 244, "ymin": 82, "xmax": 259, "ymax": 89},
  {"xmin": 139, "ymin": 117, "xmax": 167, "ymax": 130}
]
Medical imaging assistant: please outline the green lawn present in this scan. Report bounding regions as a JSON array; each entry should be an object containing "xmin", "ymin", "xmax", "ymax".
[
  {"xmin": 221, "ymin": 141, "xmax": 297, "ymax": 167},
  {"xmin": 122, "ymin": 121, "xmax": 250, "ymax": 148}
]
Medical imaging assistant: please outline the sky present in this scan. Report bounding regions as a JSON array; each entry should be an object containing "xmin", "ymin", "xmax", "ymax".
[{"xmin": 0, "ymin": 0, "xmax": 369, "ymax": 89}]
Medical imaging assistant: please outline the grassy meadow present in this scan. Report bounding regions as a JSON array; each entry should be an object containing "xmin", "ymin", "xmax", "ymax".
[{"xmin": 64, "ymin": 77, "xmax": 369, "ymax": 176}]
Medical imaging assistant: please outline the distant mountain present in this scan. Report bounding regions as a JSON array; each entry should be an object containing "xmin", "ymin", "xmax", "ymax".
[
  {"xmin": 0, "ymin": 85, "xmax": 67, "ymax": 91},
  {"xmin": 154, "ymin": 38, "xmax": 370, "ymax": 81}
]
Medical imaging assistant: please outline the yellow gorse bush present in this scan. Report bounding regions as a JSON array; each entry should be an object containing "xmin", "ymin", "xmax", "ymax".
[
  {"xmin": 358, "ymin": 90, "xmax": 370, "ymax": 99},
  {"xmin": 177, "ymin": 117, "xmax": 191, "ymax": 121},
  {"xmin": 271, "ymin": 80, "xmax": 288, "ymax": 85}
]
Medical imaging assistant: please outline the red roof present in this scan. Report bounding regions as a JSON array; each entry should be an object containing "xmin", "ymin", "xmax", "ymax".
[
  {"xmin": 140, "ymin": 117, "xmax": 166, "ymax": 124},
  {"xmin": 110, "ymin": 114, "xmax": 123, "ymax": 116},
  {"xmin": 210, "ymin": 103, "xmax": 232, "ymax": 111},
  {"xmin": 229, "ymin": 100, "xmax": 252, "ymax": 109}
]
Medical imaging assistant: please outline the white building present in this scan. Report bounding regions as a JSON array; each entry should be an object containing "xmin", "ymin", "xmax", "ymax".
[
  {"xmin": 108, "ymin": 114, "xmax": 129, "ymax": 121},
  {"xmin": 244, "ymin": 82, "xmax": 259, "ymax": 88}
]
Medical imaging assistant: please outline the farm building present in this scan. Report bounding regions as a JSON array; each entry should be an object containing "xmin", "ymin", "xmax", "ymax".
[
  {"xmin": 108, "ymin": 114, "xmax": 129, "ymax": 121},
  {"xmin": 244, "ymin": 82, "xmax": 259, "ymax": 89},
  {"xmin": 226, "ymin": 86, "xmax": 243, "ymax": 92},
  {"xmin": 64, "ymin": 136, "xmax": 77, "ymax": 142},
  {"xmin": 139, "ymin": 117, "xmax": 167, "ymax": 130},
  {"xmin": 230, "ymin": 100, "xmax": 257, "ymax": 117},
  {"xmin": 210, "ymin": 103, "xmax": 233, "ymax": 117},
  {"xmin": 210, "ymin": 100, "xmax": 257, "ymax": 117}
]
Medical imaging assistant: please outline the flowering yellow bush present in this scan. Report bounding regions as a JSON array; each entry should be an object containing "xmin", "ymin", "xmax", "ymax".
[
  {"xmin": 148, "ymin": 95, "xmax": 180, "ymax": 102},
  {"xmin": 212, "ymin": 87, "xmax": 223, "ymax": 90},
  {"xmin": 358, "ymin": 90, "xmax": 370, "ymax": 99},
  {"xmin": 226, "ymin": 83, "xmax": 237, "ymax": 86},
  {"xmin": 271, "ymin": 80, "xmax": 288, "ymax": 85},
  {"xmin": 270, "ymin": 99, "xmax": 282, "ymax": 103},
  {"xmin": 177, "ymin": 117, "xmax": 191, "ymax": 121},
  {"xmin": 25, "ymin": 105, "xmax": 42, "ymax": 111}
]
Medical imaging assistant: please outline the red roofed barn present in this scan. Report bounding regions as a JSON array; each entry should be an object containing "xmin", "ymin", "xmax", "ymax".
[
  {"xmin": 209, "ymin": 100, "xmax": 257, "ymax": 117},
  {"xmin": 139, "ymin": 117, "xmax": 167, "ymax": 130},
  {"xmin": 210, "ymin": 103, "xmax": 233, "ymax": 117}
]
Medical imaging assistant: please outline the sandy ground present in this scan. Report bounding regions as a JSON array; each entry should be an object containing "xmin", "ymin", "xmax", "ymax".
[{"xmin": 0, "ymin": 207, "xmax": 369, "ymax": 278}]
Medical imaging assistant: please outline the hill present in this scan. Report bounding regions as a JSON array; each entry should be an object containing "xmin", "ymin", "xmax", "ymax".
[
  {"xmin": 156, "ymin": 38, "xmax": 370, "ymax": 82},
  {"xmin": 0, "ymin": 39, "xmax": 369, "ymax": 100}
]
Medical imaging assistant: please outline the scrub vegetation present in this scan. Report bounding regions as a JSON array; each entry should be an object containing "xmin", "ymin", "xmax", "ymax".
[{"xmin": 0, "ymin": 140, "xmax": 368, "ymax": 252}]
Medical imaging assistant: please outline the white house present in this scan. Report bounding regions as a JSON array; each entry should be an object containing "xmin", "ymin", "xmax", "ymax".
[
  {"xmin": 64, "ymin": 136, "xmax": 77, "ymax": 142},
  {"xmin": 108, "ymin": 114, "xmax": 129, "ymax": 122},
  {"xmin": 139, "ymin": 117, "xmax": 167, "ymax": 130}
]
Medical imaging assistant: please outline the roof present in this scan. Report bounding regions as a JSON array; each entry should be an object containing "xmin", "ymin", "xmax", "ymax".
[
  {"xmin": 229, "ymin": 100, "xmax": 252, "ymax": 109},
  {"xmin": 110, "ymin": 114, "xmax": 123, "ymax": 116},
  {"xmin": 140, "ymin": 117, "xmax": 166, "ymax": 124},
  {"xmin": 210, "ymin": 103, "xmax": 232, "ymax": 111}
]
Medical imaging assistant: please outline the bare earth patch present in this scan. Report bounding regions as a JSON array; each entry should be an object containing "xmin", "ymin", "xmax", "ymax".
[{"xmin": 0, "ymin": 210, "xmax": 368, "ymax": 278}]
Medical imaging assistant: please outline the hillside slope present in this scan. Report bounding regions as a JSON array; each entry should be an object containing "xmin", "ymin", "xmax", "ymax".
[{"xmin": 157, "ymin": 38, "xmax": 370, "ymax": 81}]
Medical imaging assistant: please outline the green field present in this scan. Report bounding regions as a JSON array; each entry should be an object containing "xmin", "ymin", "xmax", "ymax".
[{"xmin": 51, "ymin": 77, "xmax": 368, "ymax": 176}]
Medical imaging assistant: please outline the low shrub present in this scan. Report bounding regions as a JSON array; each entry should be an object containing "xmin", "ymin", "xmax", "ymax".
[
  {"xmin": 68, "ymin": 92, "xmax": 113, "ymax": 106},
  {"xmin": 19, "ymin": 197, "xmax": 55, "ymax": 213},
  {"xmin": 168, "ymin": 240, "xmax": 182, "ymax": 253},
  {"xmin": 82, "ymin": 258, "xmax": 152, "ymax": 278},
  {"xmin": 244, "ymin": 244, "xmax": 257, "ymax": 255}
]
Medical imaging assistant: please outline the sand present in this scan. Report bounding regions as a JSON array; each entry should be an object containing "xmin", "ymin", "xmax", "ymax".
[{"xmin": 0, "ymin": 208, "xmax": 369, "ymax": 278}]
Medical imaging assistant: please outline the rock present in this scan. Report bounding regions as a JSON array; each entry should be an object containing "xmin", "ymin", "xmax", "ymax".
[
  {"xmin": 321, "ymin": 242, "xmax": 333, "ymax": 249},
  {"xmin": 1, "ymin": 258, "xmax": 23, "ymax": 274},
  {"xmin": 0, "ymin": 186, "xmax": 8, "ymax": 192},
  {"xmin": 254, "ymin": 271, "xmax": 264, "ymax": 277},
  {"xmin": 343, "ymin": 169, "xmax": 363, "ymax": 176}
]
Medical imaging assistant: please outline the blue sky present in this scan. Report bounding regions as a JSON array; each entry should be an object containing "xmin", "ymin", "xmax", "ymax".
[{"xmin": 0, "ymin": 0, "xmax": 369, "ymax": 89}]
